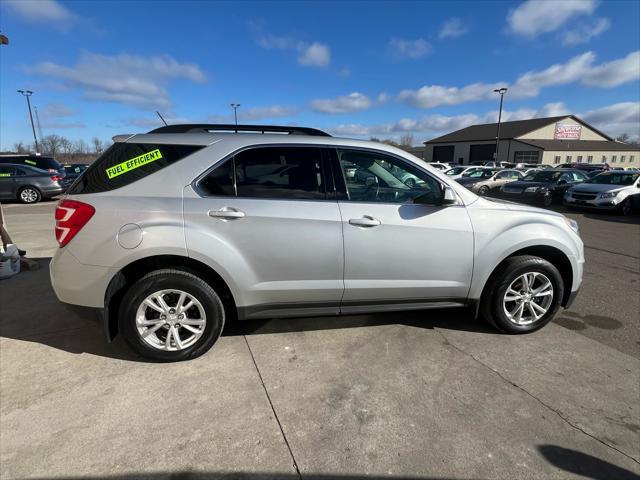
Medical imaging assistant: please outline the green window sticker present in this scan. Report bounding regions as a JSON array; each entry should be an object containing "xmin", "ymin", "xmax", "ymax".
[
  {"xmin": 105, "ymin": 148, "xmax": 163, "ymax": 179},
  {"xmin": 0, "ymin": 173, "xmax": 11, "ymax": 177},
  {"xmin": 24, "ymin": 160, "xmax": 36, "ymax": 166}
]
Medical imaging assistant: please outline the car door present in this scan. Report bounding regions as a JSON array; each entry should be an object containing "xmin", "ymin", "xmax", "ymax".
[
  {"xmin": 0, "ymin": 166, "xmax": 16, "ymax": 199},
  {"xmin": 183, "ymin": 145, "xmax": 344, "ymax": 318},
  {"xmin": 330, "ymin": 148, "xmax": 474, "ymax": 310},
  {"xmin": 493, "ymin": 170, "xmax": 522, "ymax": 190}
]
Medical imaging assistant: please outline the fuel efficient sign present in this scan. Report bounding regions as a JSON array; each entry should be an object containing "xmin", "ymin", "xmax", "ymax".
[{"xmin": 554, "ymin": 123, "xmax": 582, "ymax": 140}]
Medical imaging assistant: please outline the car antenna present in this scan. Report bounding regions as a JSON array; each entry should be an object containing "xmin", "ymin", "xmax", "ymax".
[{"xmin": 156, "ymin": 111, "xmax": 168, "ymax": 126}]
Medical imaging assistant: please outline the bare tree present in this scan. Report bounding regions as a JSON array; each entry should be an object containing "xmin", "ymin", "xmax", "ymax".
[
  {"xmin": 13, "ymin": 142, "xmax": 27, "ymax": 153},
  {"xmin": 74, "ymin": 139, "xmax": 88, "ymax": 155},
  {"xmin": 91, "ymin": 137, "xmax": 103, "ymax": 154},
  {"xmin": 399, "ymin": 134, "xmax": 415, "ymax": 147},
  {"xmin": 60, "ymin": 137, "xmax": 73, "ymax": 156},
  {"xmin": 616, "ymin": 133, "xmax": 630, "ymax": 143},
  {"xmin": 40, "ymin": 134, "xmax": 64, "ymax": 156}
]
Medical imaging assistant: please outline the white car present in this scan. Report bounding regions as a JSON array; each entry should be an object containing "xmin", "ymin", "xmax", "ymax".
[{"xmin": 445, "ymin": 166, "xmax": 486, "ymax": 180}]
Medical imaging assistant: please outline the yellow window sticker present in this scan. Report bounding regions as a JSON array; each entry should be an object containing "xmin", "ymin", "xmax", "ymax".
[
  {"xmin": 105, "ymin": 149, "xmax": 163, "ymax": 179},
  {"xmin": 0, "ymin": 173, "xmax": 11, "ymax": 177},
  {"xmin": 24, "ymin": 160, "xmax": 36, "ymax": 166}
]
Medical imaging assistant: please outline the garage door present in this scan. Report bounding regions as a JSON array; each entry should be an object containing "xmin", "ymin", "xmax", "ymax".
[
  {"xmin": 469, "ymin": 144, "xmax": 496, "ymax": 164},
  {"xmin": 433, "ymin": 146, "xmax": 454, "ymax": 163}
]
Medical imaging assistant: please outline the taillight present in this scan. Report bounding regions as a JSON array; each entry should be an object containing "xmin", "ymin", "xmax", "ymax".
[
  {"xmin": 55, "ymin": 199, "xmax": 95, "ymax": 248},
  {"xmin": 51, "ymin": 175, "xmax": 62, "ymax": 182}
]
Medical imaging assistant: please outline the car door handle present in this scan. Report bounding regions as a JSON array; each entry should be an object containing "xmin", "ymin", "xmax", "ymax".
[
  {"xmin": 208, "ymin": 207, "xmax": 245, "ymax": 219},
  {"xmin": 348, "ymin": 216, "xmax": 381, "ymax": 227}
]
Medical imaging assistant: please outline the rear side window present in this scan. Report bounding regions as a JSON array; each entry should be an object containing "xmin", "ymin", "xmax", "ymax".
[
  {"xmin": 0, "ymin": 166, "xmax": 15, "ymax": 177},
  {"xmin": 69, "ymin": 143, "xmax": 203, "ymax": 194},
  {"xmin": 198, "ymin": 146, "xmax": 326, "ymax": 200}
]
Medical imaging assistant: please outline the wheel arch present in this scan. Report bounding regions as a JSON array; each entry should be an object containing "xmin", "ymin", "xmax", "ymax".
[
  {"xmin": 470, "ymin": 245, "xmax": 574, "ymax": 319},
  {"xmin": 104, "ymin": 254, "xmax": 237, "ymax": 341}
]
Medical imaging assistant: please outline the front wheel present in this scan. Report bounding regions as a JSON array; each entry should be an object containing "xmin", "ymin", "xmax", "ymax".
[
  {"xmin": 119, "ymin": 269, "xmax": 226, "ymax": 362},
  {"xmin": 540, "ymin": 191, "xmax": 553, "ymax": 207},
  {"xmin": 477, "ymin": 185, "xmax": 489, "ymax": 196},
  {"xmin": 620, "ymin": 198, "xmax": 633, "ymax": 216},
  {"xmin": 480, "ymin": 255, "xmax": 564, "ymax": 333}
]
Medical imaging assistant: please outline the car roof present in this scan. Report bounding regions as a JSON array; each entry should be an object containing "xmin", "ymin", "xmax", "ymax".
[{"xmin": 0, "ymin": 163, "xmax": 49, "ymax": 173}]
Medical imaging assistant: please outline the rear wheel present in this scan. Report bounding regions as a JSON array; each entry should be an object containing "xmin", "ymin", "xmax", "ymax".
[
  {"xmin": 477, "ymin": 185, "xmax": 489, "ymax": 196},
  {"xmin": 480, "ymin": 255, "xmax": 563, "ymax": 333},
  {"xmin": 541, "ymin": 191, "xmax": 553, "ymax": 207},
  {"xmin": 119, "ymin": 269, "xmax": 225, "ymax": 362},
  {"xmin": 18, "ymin": 186, "xmax": 41, "ymax": 204}
]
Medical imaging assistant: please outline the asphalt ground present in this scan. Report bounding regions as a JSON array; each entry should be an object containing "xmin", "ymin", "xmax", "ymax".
[{"xmin": 1, "ymin": 199, "xmax": 639, "ymax": 479}]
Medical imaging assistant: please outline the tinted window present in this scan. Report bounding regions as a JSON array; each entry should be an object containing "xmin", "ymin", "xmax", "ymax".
[
  {"xmin": 233, "ymin": 147, "xmax": 325, "ymax": 200},
  {"xmin": 590, "ymin": 173, "xmax": 639, "ymax": 185},
  {"xmin": 337, "ymin": 149, "xmax": 442, "ymax": 204},
  {"xmin": 199, "ymin": 159, "xmax": 234, "ymax": 196},
  {"xmin": 0, "ymin": 166, "xmax": 15, "ymax": 177},
  {"xmin": 69, "ymin": 143, "xmax": 203, "ymax": 194},
  {"xmin": 523, "ymin": 171, "xmax": 563, "ymax": 182}
]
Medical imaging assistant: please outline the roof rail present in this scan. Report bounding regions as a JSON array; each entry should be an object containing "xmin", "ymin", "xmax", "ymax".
[{"xmin": 147, "ymin": 124, "xmax": 331, "ymax": 137}]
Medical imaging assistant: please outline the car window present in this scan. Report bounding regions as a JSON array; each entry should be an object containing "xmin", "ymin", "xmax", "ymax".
[
  {"xmin": 0, "ymin": 166, "xmax": 15, "ymax": 177},
  {"xmin": 446, "ymin": 167, "xmax": 465, "ymax": 175},
  {"xmin": 589, "ymin": 173, "xmax": 639, "ymax": 185},
  {"xmin": 69, "ymin": 143, "xmax": 203, "ymax": 194},
  {"xmin": 572, "ymin": 172, "xmax": 587, "ymax": 181},
  {"xmin": 200, "ymin": 146, "xmax": 326, "ymax": 200},
  {"xmin": 523, "ymin": 171, "xmax": 562, "ymax": 182},
  {"xmin": 496, "ymin": 171, "xmax": 520, "ymax": 180},
  {"xmin": 337, "ymin": 149, "xmax": 441, "ymax": 204}
]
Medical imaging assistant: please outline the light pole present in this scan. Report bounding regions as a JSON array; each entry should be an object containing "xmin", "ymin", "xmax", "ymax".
[
  {"xmin": 230, "ymin": 103, "xmax": 240, "ymax": 132},
  {"xmin": 17, "ymin": 90, "xmax": 39, "ymax": 153},
  {"xmin": 493, "ymin": 88, "xmax": 508, "ymax": 163}
]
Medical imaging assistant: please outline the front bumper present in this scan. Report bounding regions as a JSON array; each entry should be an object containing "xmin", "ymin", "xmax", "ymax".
[{"xmin": 563, "ymin": 194, "xmax": 622, "ymax": 211}]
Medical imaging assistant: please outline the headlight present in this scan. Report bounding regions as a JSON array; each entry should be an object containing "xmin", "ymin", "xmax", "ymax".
[
  {"xmin": 564, "ymin": 217, "xmax": 579, "ymax": 235},
  {"xmin": 524, "ymin": 186, "xmax": 538, "ymax": 193},
  {"xmin": 600, "ymin": 191, "xmax": 618, "ymax": 199}
]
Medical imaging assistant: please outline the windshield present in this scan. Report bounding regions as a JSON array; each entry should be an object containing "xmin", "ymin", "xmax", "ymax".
[
  {"xmin": 523, "ymin": 171, "xmax": 563, "ymax": 182},
  {"xmin": 466, "ymin": 169, "xmax": 498, "ymax": 178},
  {"xmin": 447, "ymin": 167, "xmax": 466, "ymax": 175},
  {"xmin": 589, "ymin": 172, "xmax": 639, "ymax": 185}
]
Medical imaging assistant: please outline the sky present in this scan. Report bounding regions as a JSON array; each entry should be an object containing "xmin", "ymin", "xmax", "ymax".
[{"xmin": 0, "ymin": 0, "xmax": 639, "ymax": 151}]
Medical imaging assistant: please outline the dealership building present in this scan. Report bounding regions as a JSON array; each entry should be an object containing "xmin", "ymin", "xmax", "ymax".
[{"xmin": 423, "ymin": 115, "xmax": 639, "ymax": 166}]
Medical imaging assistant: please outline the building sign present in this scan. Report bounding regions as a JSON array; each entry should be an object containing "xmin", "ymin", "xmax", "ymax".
[{"xmin": 554, "ymin": 123, "xmax": 582, "ymax": 140}]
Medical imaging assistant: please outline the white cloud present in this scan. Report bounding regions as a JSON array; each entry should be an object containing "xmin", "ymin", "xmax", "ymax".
[
  {"xmin": 328, "ymin": 102, "xmax": 639, "ymax": 142},
  {"xmin": 398, "ymin": 82, "xmax": 507, "ymax": 108},
  {"xmin": 507, "ymin": 0, "xmax": 598, "ymax": 37},
  {"xmin": 581, "ymin": 51, "xmax": 640, "ymax": 87},
  {"xmin": 311, "ymin": 92, "xmax": 372, "ymax": 114},
  {"xmin": 25, "ymin": 52, "xmax": 207, "ymax": 109},
  {"xmin": 388, "ymin": 38, "xmax": 431, "ymax": 59},
  {"xmin": 377, "ymin": 92, "xmax": 390, "ymax": 104},
  {"xmin": 581, "ymin": 102, "xmax": 640, "ymax": 140},
  {"xmin": 439, "ymin": 18, "xmax": 468, "ymax": 39},
  {"xmin": 298, "ymin": 42, "xmax": 331, "ymax": 67},
  {"xmin": 253, "ymin": 27, "xmax": 330, "ymax": 68},
  {"xmin": 240, "ymin": 105, "xmax": 299, "ymax": 120},
  {"xmin": 398, "ymin": 51, "xmax": 640, "ymax": 108},
  {"xmin": 4, "ymin": 0, "xmax": 75, "ymax": 27},
  {"xmin": 40, "ymin": 102, "xmax": 77, "ymax": 118},
  {"xmin": 562, "ymin": 17, "xmax": 610, "ymax": 46}
]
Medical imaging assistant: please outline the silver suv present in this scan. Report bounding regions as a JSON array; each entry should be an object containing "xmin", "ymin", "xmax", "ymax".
[{"xmin": 50, "ymin": 124, "xmax": 584, "ymax": 362}]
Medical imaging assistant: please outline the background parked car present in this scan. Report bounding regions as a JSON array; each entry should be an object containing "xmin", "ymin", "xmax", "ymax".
[
  {"xmin": 445, "ymin": 166, "xmax": 485, "ymax": 180},
  {"xmin": 61, "ymin": 164, "xmax": 89, "ymax": 190},
  {"xmin": 0, "ymin": 154, "xmax": 65, "ymax": 176},
  {"xmin": 498, "ymin": 169, "xmax": 589, "ymax": 207},
  {"xmin": 564, "ymin": 170, "xmax": 640, "ymax": 215},
  {"xmin": 0, "ymin": 163, "xmax": 64, "ymax": 203},
  {"xmin": 456, "ymin": 168, "xmax": 523, "ymax": 195}
]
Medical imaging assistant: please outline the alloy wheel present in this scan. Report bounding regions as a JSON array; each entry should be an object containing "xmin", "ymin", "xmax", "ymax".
[
  {"xmin": 135, "ymin": 289, "xmax": 207, "ymax": 351},
  {"xmin": 502, "ymin": 272, "xmax": 554, "ymax": 326},
  {"xmin": 20, "ymin": 188, "xmax": 38, "ymax": 203}
]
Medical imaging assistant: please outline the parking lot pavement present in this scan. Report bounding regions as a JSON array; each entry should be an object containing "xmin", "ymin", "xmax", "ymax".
[{"xmin": 1, "ymin": 202, "xmax": 639, "ymax": 479}]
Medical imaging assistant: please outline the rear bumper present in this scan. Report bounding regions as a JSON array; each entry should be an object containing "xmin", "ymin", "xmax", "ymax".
[
  {"xmin": 49, "ymin": 248, "xmax": 114, "ymax": 309},
  {"xmin": 42, "ymin": 186, "xmax": 64, "ymax": 198}
]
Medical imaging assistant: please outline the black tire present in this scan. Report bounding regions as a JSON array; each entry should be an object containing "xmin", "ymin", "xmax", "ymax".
[
  {"xmin": 119, "ymin": 269, "xmax": 226, "ymax": 362},
  {"xmin": 17, "ymin": 186, "xmax": 41, "ymax": 204},
  {"xmin": 480, "ymin": 255, "xmax": 564, "ymax": 334},
  {"xmin": 620, "ymin": 198, "xmax": 633, "ymax": 216},
  {"xmin": 477, "ymin": 185, "xmax": 489, "ymax": 196},
  {"xmin": 540, "ymin": 191, "xmax": 553, "ymax": 207}
]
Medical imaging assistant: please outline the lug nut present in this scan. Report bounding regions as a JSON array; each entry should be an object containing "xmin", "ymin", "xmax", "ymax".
[
  {"xmin": 160, "ymin": 314, "xmax": 166, "ymax": 320},
  {"xmin": 178, "ymin": 314, "xmax": 184, "ymax": 320},
  {"xmin": 169, "ymin": 309, "xmax": 176, "ymax": 314},
  {"xmin": 175, "ymin": 324, "xmax": 181, "ymax": 328}
]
